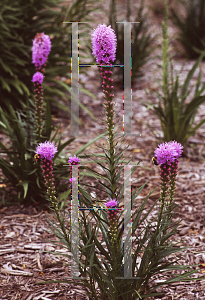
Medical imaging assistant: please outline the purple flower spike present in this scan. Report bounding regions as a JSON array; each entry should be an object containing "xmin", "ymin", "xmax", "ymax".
[
  {"xmin": 32, "ymin": 33, "xmax": 51, "ymax": 67},
  {"xmin": 154, "ymin": 141, "xmax": 183, "ymax": 165},
  {"xmin": 32, "ymin": 71, "xmax": 44, "ymax": 84},
  {"xmin": 68, "ymin": 155, "xmax": 80, "ymax": 165},
  {"xmin": 35, "ymin": 141, "xmax": 58, "ymax": 161},
  {"xmin": 91, "ymin": 24, "xmax": 117, "ymax": 64}
]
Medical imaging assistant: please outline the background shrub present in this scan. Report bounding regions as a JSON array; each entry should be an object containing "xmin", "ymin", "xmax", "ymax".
[
  {"xmin": 0, "ymin": 0, "xmax": 97, "ymax": 112},
  {"xmin": 171, "ymin": 0, "xmax": 205, "ymax": 59}
]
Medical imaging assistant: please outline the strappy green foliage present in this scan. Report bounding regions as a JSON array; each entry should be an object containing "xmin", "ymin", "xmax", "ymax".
[
  {"xmin": 0, "ymin": 0, "xmax": 99, "ymax": 112},
  {"xmin": 140, "ymin": 0, "xmax": 205, "ymax": 145},
  {"xmin": 0, "ymin": 100, "xmax": 103, "ymax": 205}
]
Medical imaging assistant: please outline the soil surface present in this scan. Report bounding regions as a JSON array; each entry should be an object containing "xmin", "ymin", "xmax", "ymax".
[{"xmin": 1, "ymin": 0, "xmax": 205, "ymax": 299}]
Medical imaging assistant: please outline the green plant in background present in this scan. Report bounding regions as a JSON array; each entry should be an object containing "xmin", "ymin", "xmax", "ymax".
[
  {"xmin": 109, "ymin": 0, "xmax": 156, "ymax": 80},
  {"xmin": 0, "ymin": 0, "xmax": 98, "ymax": 113},
  {"xmin": 0, "ymin": 99, "xmax": 70, "ymax": 205},
  {"xmin": 141, "ymin": 0, "xmax": 205, "ymax": 146},
  {"xmin": 171, "ymin": 0, "xmax": 205, "ymax": 59},
  {"xmin": 39, "ymin": 24, "xmax": 202, "ymax": 300},
  {"xmin": 0, "ymin": 30, "xmax": 104, "ymax": 206}
]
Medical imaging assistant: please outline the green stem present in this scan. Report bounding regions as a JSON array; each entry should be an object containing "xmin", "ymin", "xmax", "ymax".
[
  {"xmin": 167, "ymin": 160, "xmax": 178, "ymax": 223},
  {"xmin": 101, "ymin": 65, "xmax": 121, "ymax": 299},
  {"xmin": 101, "ymin": 65, "xmax": 116, "ymax": 199},
  {"xmin": 169, "ymin": 160, "xmax": 178, "ymax": 205},
  {"xmin": 154, "ymin": 163, "xmax": 170, "ymax": 240}
]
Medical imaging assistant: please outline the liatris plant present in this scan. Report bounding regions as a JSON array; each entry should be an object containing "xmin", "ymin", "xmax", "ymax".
[
  {"xmin": 32, "ymin": 33, "xmax": 51, "ymax": 143},
  {"xmin": 42, "ymin": 23, "xmax": 201, "ymax": 300}
]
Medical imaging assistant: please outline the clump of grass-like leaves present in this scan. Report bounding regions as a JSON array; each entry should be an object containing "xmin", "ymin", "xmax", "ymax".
[
  {"xmin": 141, "ymin": 0, "xmax": 205, "ymax": 145},
  {"xmin": 0, "ymin": 100, "xmax": 68, "ymax": 205},
  {"xmin": 44, "ymin": 125, "xmax": 199, "ymax": 299}
]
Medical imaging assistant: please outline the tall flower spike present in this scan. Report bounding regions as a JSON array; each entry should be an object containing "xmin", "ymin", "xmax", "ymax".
[
  {"xmin": 32, "ymin": 32, "xmax": 51, "ymax": 69},
  {"xmin": 91, "ymin": 25, "xmax": 117, "ymax": 199},
  {"xmin": 91, "ymin": 24, "xmax": 117, "ymax": 64}
]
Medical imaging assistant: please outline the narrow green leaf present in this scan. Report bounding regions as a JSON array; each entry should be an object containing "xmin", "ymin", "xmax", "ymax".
[{"xmin": 22, "ymin": 182, "xmax": 28, "ymax": 198}]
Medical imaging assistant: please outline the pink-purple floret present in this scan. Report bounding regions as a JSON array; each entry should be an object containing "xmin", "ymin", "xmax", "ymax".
[
  {"xmin": 91, "ymin": 24, "xmax": 117, "ymax": 64},
  {"xmin": 105, "ymin": 199, "xmax": 118, "ymax": 208},
  {"xmin": 69, "ymin": 178, "xmax": 77, "ymax": 183},
  {"xmin": 32, "ymin": 33, "xmax": 51, "ymax": 67},
  {"xmin": 32, "ymin": 71, "xmax": 44, "ymax": 84},
  {"xmin": 35, "ymin": 141, "xmax": 58, "ymax": 161},
  {"xmin": 154, "ymin": 141, "xmax": 183, "ymax": 165},
  {"xmin": 68, "ymin": 155, "xmax": 80, "ymax": 165}
]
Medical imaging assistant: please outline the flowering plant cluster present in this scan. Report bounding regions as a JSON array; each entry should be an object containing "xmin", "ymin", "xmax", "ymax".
[{"xmin": 31, "ymin": 23, "xmax": 199, "ymax": 300}]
